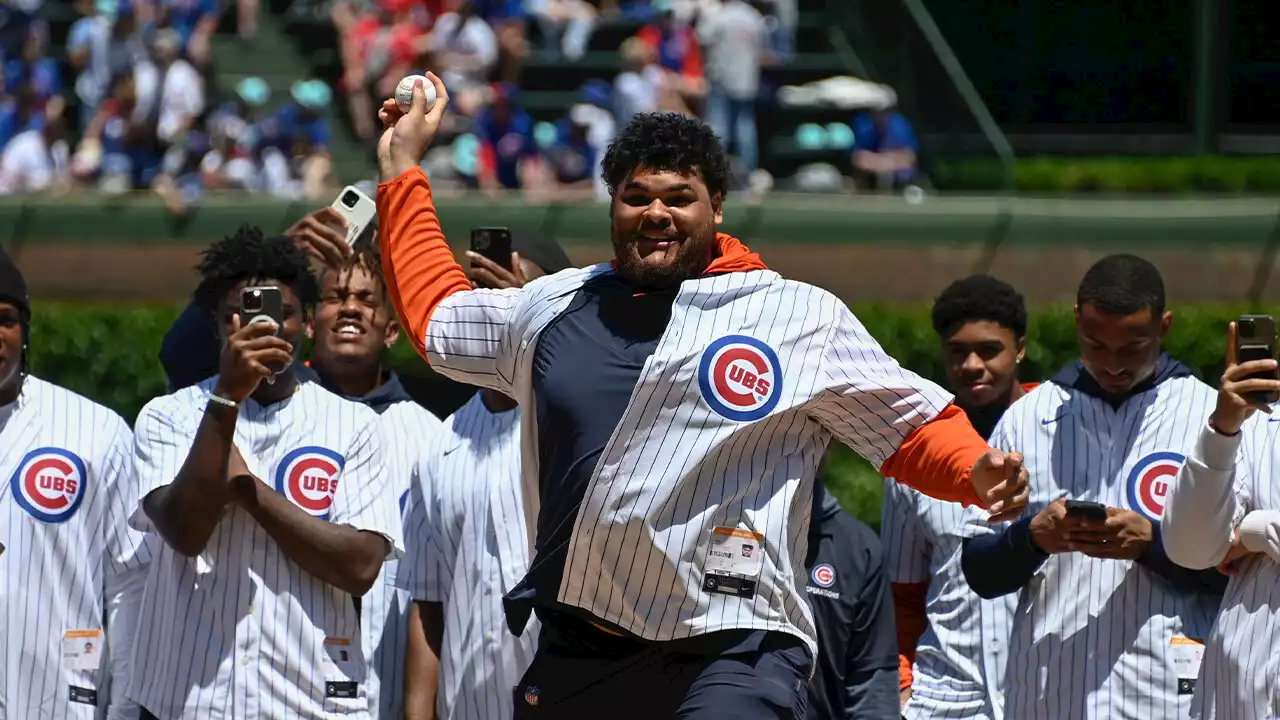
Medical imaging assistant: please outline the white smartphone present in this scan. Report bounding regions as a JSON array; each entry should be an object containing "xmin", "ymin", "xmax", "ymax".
[{"xmin": 329, "ymin": 185, "xmax": 378, "ymax": 246}]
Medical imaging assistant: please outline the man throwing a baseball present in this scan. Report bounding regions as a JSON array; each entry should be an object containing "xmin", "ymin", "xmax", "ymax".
[{"xmin": 375, "ymin": 76, "xmax": 1030, "ymax": 718}]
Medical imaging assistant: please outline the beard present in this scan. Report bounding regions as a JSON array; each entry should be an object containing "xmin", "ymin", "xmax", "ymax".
[{"xmin": 610, "ymin": 224, "xmax": 718, "ymax": 290}]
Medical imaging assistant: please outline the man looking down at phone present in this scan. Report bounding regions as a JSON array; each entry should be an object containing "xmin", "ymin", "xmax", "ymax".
[
  {"xmin": 1160, "ymin": 319, "xmax": 1280, "ymax": 719},
  {"xmin": 961, "ymin": 255, "xmax": 1226, "ymax": 720},
  {"xmin": 375, "ymin": 75, "xmax": 1029, "ymax": 717},
  {"xmin": 129, "ymin": 227, "xmax": 402, "ymax": 720}
]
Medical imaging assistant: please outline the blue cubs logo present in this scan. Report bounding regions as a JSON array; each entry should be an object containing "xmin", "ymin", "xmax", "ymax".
[
  {"xmin": 698, "ymin": 335, "xmax": 783, "ymax": 422},
  {"xmin": 1126, "ymin": 451, "xmax": 1185, "ymax": 522},
  {"xmin": 811, "ymin": 563, "xmax": 836, "ymax": 588},
  {"xmin": 275, "ymin": 447, "xmax": 346, "ymax": 520},
  {"xmin": 10, "ymin": 448, "xmax": 88, "ymax": 523}
]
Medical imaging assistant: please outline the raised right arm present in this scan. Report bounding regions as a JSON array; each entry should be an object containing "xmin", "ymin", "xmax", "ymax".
[{"xmin": 376, "ymin": 167, "xmax": 523, "ymax": 391}]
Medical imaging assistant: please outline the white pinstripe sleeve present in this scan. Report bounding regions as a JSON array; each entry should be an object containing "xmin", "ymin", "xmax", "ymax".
[
  {"xmin": 129, "ymin": 399, "xmax": 194, "ymax": 533},
  {"xmin": 398, "ymin": 454, "xmax": 433, "ymax": 601},
  {"xmin": 101, "ymin": 418, "xmax": 150, "ymax": 719},
  {"xmin": 808, "ymin": 303, "xmax": 955, "ymax": 467},
  {"xmin": 420, "ymin": 458, "xmax": 458, "ymax": 605},
  {"xmin": 330, "ymin": 419, "xmax": 403, "ymax": 558},
  {"xmin": 880, "ymin": 479, "xmax": 930, "ymax": 583},
  {"xmin": 423, "ymin": 287, "xmax": 524, "ymax": 394}
]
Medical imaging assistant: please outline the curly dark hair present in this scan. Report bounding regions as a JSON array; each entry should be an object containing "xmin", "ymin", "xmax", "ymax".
[
  {"xmin": 931, "ymin": 274, "xmax": 1028, "ymax": 339},
  {"xmin": 601, "ymin": 112, "xmax": 731, "ymax": 198},
  {"xmin": 193, "ymin": 224, "xmax": 320, "ymax": 313}
]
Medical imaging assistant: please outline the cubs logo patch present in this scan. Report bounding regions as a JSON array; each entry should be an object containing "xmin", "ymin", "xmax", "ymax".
[
  {"xmin": 10, "ymin": 448, "xmax": 88, "ymax": 523},
  {"xmin": 697, "ymin": 335, "xmax": 783, "ymax": 422},
  {"xmin": 1126, "ymin": 451, "xmax": 1185, "ymax": 522},
  {"xmin": 275, "ymin": 447, "xmax": 346, "ymax": 519},
  {"xmin": 811, "ymin": 563, "xmax": 836, "ymax": 588}
]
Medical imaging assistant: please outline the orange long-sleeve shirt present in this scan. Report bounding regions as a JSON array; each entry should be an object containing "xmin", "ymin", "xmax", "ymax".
[{"xmin": 376, "ymin": 166, "xmax": 991, "ymax": 506}]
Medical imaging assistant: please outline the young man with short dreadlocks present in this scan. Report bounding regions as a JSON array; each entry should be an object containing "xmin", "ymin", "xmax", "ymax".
[{"xmin": 129, "ymin": 226, "xmax": 402, "ymax": 720}]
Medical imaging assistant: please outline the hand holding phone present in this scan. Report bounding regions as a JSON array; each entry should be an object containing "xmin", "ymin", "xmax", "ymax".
[
  {"xmin": 1064, "ymin": 499, "xmax": 1109, "ymax": 523},
  {"xmin": 330, "ymin": 185, "xmax": 378, "ymax": 247},
  {"xmin": 214, "ymin": 287, "xmax": 293, "ymax": 401},
  {"xmin": 1213, "ymin": 316, "xmax": 1280, "ymax": 435},
  {"xmin": 470, "ymin": 227, "xmax": 514, "ymax": 271}
]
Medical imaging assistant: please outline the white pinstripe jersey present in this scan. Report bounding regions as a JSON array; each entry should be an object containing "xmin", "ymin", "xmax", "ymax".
[
  {"xmin": 127, "ymin": 376, "xmax": 403, "ymax": 720},
  {"xmin": 421, "ymin": 265, "xmax": 954, "ymax": 657},
  {"xmin": 881, "ymin": 479, "xmax": 1015, "ymax": 720},
  {"xmin": 0, "ymin": 376, "xmax": 151, "ymax": 720},
  {"xmin": 979, "ymin": 372, "xmax": 1222, "ymax": 720},
  {"xmin": 362, "ymin": 395, "xmax": 443, "ymax": 720},
  {"xmin": 399, "ymin": 392, "xmax": 537, "ymax": 720},
  {"xmin": 1181, "ymin": 417, "xmax": 1280, "ymax": 720}
]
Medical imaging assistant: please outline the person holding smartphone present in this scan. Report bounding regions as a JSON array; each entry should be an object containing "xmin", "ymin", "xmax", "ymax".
[
  {"xmin": 960, "ymin": 255, "xmax": 1228, "ymax": 720},
  {"xmin": 400, "ymin": 229, "xmax": 571, "ymax": 720},
  {"xmin": 1161, "ymin": 319, "xmax": 1280, "ymax": 719},
  {"xmin": 129, "ymin": 227, "xmax": 402, "ymax": 720}
]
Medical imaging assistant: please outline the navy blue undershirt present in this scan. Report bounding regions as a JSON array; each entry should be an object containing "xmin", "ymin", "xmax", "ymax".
[{"xmin": 503, "ymin": 273, "xmax": 768, "ymax": 654}]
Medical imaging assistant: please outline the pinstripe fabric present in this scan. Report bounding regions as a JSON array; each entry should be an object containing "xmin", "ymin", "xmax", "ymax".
[
  {"xmin": 977, "ymin": 377, "xmax": 1221, "ymax": 720},
  {"xmin": 1183, "ymin": 417, "xmax": 1280, "ymax": 720},
  {"xmin": 399, "ymin": 392, "xmax": 536, "ymax": 720},
  {"xmin": 0, "ymin": 376, "xmax": 152, "ymax": 720},
  {"xmin": 127, "ymin": 376, "xmax": 403, "ymax": 720},
  {"xmin": 363, "ymin": 400, "xmax": 443, "ymax": 720},
  {"xmin": 421, "ymin": 266, "xmax": 953, "ymax": 657},
  {"xmin": 881, "ymin": 479, "xmax": 1014, "ymax": 720}
]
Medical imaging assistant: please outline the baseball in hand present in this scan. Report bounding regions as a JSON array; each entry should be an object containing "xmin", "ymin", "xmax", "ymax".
[{"xmin": 395, "ymin": 75, "xmax": 437, "ymax": 113}]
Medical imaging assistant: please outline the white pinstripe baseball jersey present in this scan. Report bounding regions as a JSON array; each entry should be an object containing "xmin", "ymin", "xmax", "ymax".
[
  {"xmin": 361, "ymin": 392, "xmax": 443, "ymax": 720},
  {"xmin": 977, "ymin": 367, "xmax": 1222, "ymax": 719},
  {"xmin": 127, "ymin": 375, "xmax": 403, "ymax": 720},
  {"xmin": 1162, "ymin": 417, "xmax": 1280, "ymax": 719},
  {"xmin": 881, "ymin": 479, "xmax": 1015, "ymax": 720},
  {"xmin": 420, "ymin": 265, "xmax": 956, "ymax": 657},
  {"xmin": 399, "ymin": 392, "xmax": 537, "ymax": 720},
  {"xmin": 0, "ymin": 375, "xmax": 151, "ymax": 720}
]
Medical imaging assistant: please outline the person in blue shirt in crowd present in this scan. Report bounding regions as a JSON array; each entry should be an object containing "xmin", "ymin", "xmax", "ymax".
[
  {"xmin": 3, "ymin": 27, "xmax": 62, "ymax": 106},
  {"xmin": 543, "ymin": 106, "xmax": 596, "ymax": 196},
  {"xmin": 850, "ymin": 106, "xmax": 920, "ymax": 194},
  {"xmin": 0, "ymin": 85, "xmax": 46, "ymax": 151},
  {"xmin": 475, "ymin": 82, "xmax": 538, "ymax": 194},
  {"xmin": 257, "ymin": 80, "xmax": 331, "ymax": 156},
  {"xmin": 156, "ymin": 0, "xmax": 219, "ymax": 66}
]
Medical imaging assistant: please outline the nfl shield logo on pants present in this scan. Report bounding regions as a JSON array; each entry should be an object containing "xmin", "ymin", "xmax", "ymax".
[{"xmin": 524, "ymin": 685, "xmax": 540, "ymax": 707}]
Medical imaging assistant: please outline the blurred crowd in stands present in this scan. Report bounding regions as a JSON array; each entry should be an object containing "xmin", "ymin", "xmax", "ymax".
[{"xmin": 0, "ymin": 0, "xmax": 921, "ymax": 205}]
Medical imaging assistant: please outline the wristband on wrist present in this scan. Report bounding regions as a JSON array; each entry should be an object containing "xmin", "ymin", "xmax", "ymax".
[
  {"xmin": 1208, "ymin": 419, "xmax": 1241, "ymax": 437},
  {"xmin": 207, "ymin": 393, "xmax": 239, "ymax": 410}
]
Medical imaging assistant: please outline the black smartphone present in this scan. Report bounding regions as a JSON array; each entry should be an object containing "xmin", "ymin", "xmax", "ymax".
[
  {"xmin": 1236, "ymin": 314, "xmax": 1279, "ymax": 405},
  {"xmin": 240, "ymin": 286, "xmax": 284, "ymax": 335},
  {"xmin": 1064, "ymin": 499, "xmax": 1108, "ymax": 522},
  {"xmin": 470, "ymin": 227, "xmax": 514, "ymax": 272}
]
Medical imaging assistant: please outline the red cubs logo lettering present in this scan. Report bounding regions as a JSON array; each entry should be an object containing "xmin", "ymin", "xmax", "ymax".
[
  {"xmin": 10, "ymin": 448, "xmax": 88, "ymax": 523},
  {"xmin": 275, "ymin": 447, "xmax": 346, "ymax": 519},
  {"xmin": 1126, "ymin": 451, "xmax": 1185, "ymax": 522},
  {"xmin": 698, "ymin": 335, "xmax": 783, "ymax": 422}
]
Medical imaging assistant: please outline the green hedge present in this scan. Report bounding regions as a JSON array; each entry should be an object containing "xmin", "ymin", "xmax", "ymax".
[
  {"xmin": 934, "ymin": 156, "xmax": 1280, "ymax": 194},
  {"xmin": 26, "ymin": 302, "xmax": 1249, "ymax": 527}
]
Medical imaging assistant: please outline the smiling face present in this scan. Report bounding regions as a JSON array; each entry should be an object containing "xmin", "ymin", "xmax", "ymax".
[
  {"xmin": 1076, "ymin": 301, "xmax": 1170, "ymax": 396},
  {"xmin": 609, "ymin": 167, "xmax": 722, "ymax": 288},
  {"xmin": 942, "ymin": 319, "xmax": 1024, "ymax": 410},
  {"xmin": 308, "ymin": 263, "xmax": 398, "ymax": 372},
  {"xmin": 0, "ymin": 302, "xmax": 23, "ymax": 403}
]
